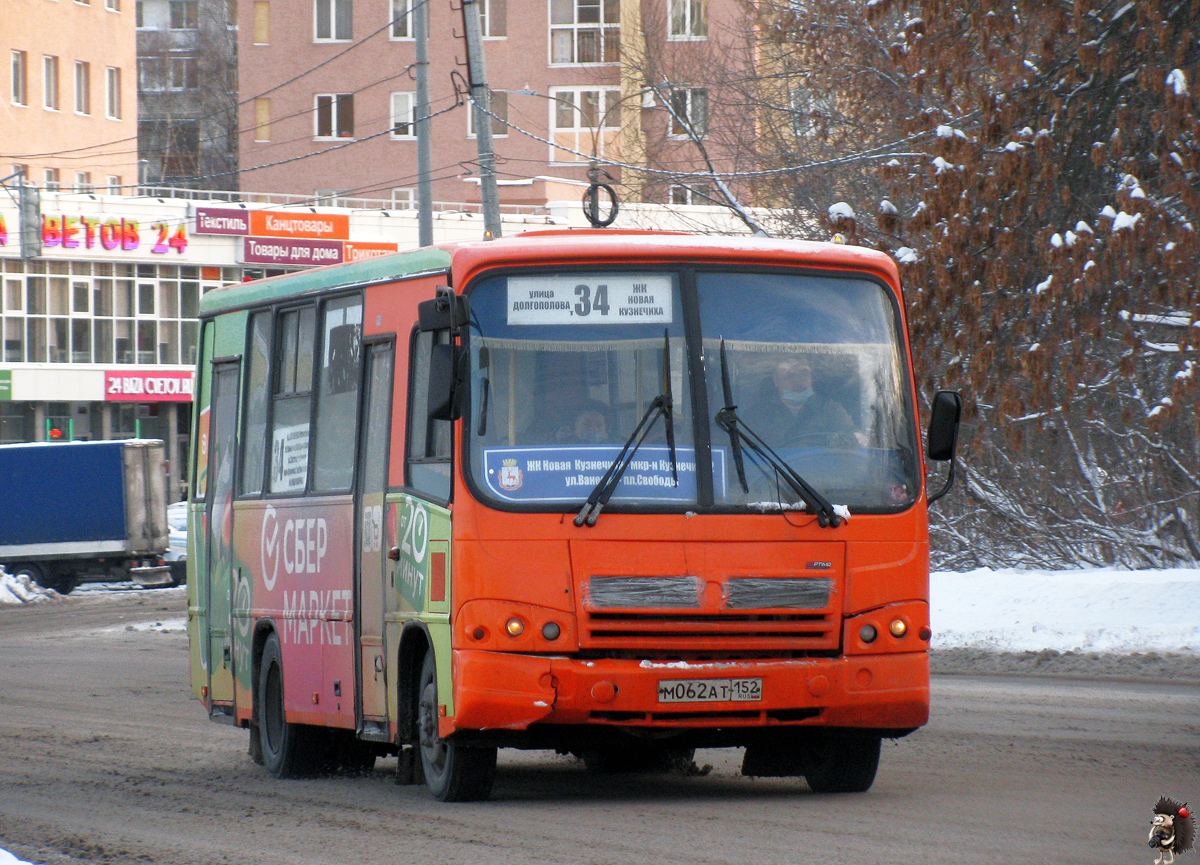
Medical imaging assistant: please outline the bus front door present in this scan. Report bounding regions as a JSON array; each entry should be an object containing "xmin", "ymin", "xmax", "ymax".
[{"xmin": 354, "ymin": 342, "xmax": 395, "ymax": 726}]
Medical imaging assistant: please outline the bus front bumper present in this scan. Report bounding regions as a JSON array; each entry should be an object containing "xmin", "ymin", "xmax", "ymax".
[{"xmin": 447, "ymin": 649, "xmax": 928, "ymax": 735}]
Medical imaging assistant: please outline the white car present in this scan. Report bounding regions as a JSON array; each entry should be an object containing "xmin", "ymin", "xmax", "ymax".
[{"xmin": 164, "ymin": 501, "xmax": 188, "ymax": 585}]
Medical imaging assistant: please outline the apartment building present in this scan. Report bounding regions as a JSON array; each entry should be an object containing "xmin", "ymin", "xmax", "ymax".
[
  {"xmin": 136, "ymin": 0, "xmax": 239, "ymax": 189},
  {"xmin": 2, "ymin": 0, "xmax": 139, "ymax": 192},
  {"xmin": 236, "ymin": 0, "xmax": 748, "ymax": 209}
]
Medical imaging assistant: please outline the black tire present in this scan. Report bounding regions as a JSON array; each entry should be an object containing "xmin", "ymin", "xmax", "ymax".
[
  {"xmin": 256, "ymin": 633, "xmax": 327, "ymax": 777},
  {"xmin": 801, "ymin": 732, "xmax": 881, "ymax": 793},
  {"xmin": 417, "ymin": 651, "xmax": 496, "ymax": 802},
  {"xmin": 581, "ymin": 744, "xmax": 696, "ymax": 774},
  {"xmin": 14, "ymin": 562, "xmax": 75, "ymax": 594}
]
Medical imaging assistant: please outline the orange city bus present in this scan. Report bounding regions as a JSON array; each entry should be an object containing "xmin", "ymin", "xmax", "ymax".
[{"xmin": 187, "ymin": 230, "xmax": 961, "ymax": 801}]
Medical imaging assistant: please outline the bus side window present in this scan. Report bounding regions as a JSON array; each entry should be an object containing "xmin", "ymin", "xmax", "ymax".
[
  {"xmin": 407, "ymin": 328, "xmax": 452, "ymax": 501},
  {"xmin": 311, "ymin": 295, "xmax": 364, "ymax": 491},
  {"xmin": 240, "ymin": 310, "xmax": 271, "ymax": 495},
  {"xmin": 268, "ymin": 305, "xmax": 316, "ymax": 493}
]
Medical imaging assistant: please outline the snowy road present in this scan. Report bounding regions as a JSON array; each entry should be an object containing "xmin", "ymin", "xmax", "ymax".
[{"xmin": 0, "ymin": 589, "xmax": 1197, "ymax": 865}]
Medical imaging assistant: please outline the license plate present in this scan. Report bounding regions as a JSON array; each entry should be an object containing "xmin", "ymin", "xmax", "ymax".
[{"xmin": 657, "ymin": 677, "xmax": 763, "ymax": 703}]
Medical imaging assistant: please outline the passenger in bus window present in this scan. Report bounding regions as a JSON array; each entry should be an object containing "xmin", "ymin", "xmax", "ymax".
[
  {"xmin": 753, "ymin": 356, "xmax": 857, "ymax": 446},
  {"xmin": 556, "ymin": 406, "xmax": 609, "ymax": 444}
]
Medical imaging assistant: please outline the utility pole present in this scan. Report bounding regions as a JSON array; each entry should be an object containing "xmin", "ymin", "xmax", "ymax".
[
  {"xmin": 460, "ymin": 0, "xmax": 501, "ymax": 238},
  {"xmin": 414, "ymin": 0, "xmax": 433, "ymax": 246}
]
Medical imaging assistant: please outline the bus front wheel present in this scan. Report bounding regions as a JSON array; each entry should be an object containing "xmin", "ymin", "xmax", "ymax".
[
  {"xmin": 257, "ymin": 633, "xmax": 325, "ymax": 777},
  {"xmin": 801, "ymin": 731, "xmax": 881, "ymax": 793},
  {"xmin": 417, "ymin": 651, "xmax": 496, "ymax": 802}
]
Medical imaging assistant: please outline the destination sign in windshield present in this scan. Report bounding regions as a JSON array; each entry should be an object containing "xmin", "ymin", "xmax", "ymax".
[{"xmin": 507, "ymin": 274, "xmax": 673, "ymax": 325}]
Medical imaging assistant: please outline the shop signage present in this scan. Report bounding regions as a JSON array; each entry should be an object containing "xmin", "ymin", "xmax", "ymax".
[
  {"xmin": 344, "ymin": 241, "xmax": 398, "ymax": 262},
  {"xmin": 243, "ymin": 237, "xmax": 344, "ymax": 266},
  {"xmin": 105, "ymin": 370, "xmax": 195, "ymax": 402},
  {"xmin": 0, "ymin": 370, "xmax": 11, "ymax": 401},
  {"xmin": 0, "ymin": 212, "xmax": 189, "ymax": 256},
  {"xmin": 249, "ymin": 210, "xmax": 349, "ymax": 241},
  {"xmin": 194, "ymin": 207, "xmax": 251, "ymax": 236}
]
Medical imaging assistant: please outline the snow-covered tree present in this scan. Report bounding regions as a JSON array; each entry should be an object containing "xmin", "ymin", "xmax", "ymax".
[{"xmin": 749, "ymin": 0, "xmax": 1199, "ymax": 566}]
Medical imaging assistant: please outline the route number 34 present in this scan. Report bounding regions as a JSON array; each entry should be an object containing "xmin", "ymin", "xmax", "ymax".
[{"xmin": 573, "ymin": 284, "xmax": 610, "ymax": 317}]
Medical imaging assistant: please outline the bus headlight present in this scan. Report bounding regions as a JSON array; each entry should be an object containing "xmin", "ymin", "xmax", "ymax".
[
  {"xmin": 889, "ymin": 618, "xmax": 908, "ymax": 638},
  {"xmin": 505, "ymin": 617, "xmax": 526, "ymax": 637}
]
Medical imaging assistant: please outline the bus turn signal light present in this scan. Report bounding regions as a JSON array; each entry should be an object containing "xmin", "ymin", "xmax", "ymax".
[
  {"xmin": 889, "ymin": 619, "xmax": 908, "ymax": 638},
  {"xmin": 505, "ymin": 617, "xmax": 525, "ymax": 637}
]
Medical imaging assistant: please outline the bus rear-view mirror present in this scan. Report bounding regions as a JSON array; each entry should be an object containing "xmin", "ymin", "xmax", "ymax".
[
  {"xmin": 418, "ymin": 289, "xmax": 469, "ymax": 332},
  {"xmin": 927, "ymin": 390, "xmax": 962, "ymax": 462}
]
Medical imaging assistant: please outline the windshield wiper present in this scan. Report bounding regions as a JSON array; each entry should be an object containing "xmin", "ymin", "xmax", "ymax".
[
  {"xmin": 714, "ymin": 340, "xmax": 843, "ymax": 529},
  {"xmin": 575, "ymin": 330, "xmax": 678, "ymax": 527}
]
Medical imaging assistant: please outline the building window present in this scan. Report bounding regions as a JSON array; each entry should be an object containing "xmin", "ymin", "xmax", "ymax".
[
  {"xmin": 315, "ymin": 93, "xmax": 353, "ymax": 138},
  {"xmin": 392, "ymin": 187, "xmax": 415, "ymax": 209},
  {"xmin": 140, "ymin": 119, "xmax": 200, "ymax": 181},
  {"xmin": 11, "ymin": 51, "xmax": 28, "ymax": 106},
  {"xmin": 789, "ymin": 87, "xmax": 833, "ymax": 138},
  {"xmin": 169, "ymin": 0, "xmax": 197, "ymax": 29},
  {"xmin": 44, "ymin": 168, "xmax": 60, "ymax": 190},
  {"xmin": 550, "ymin": 0, "xmax": 618, "ymax": 64},
  {"xmin": 138, "ymin": 57, "xmax": 164, "ymax": 90},
  {"xmin": 136, "ymin": 0, "xmax": 145, "ymax": 26},
  {"xmin": 253, "ymin": 1, "xmax": 270, "ymax": 43},
  {"xmin": 43, "ymin": 55, "xmax": 59, "ymax": 110},
  {"xmin": 481, "ymin": 0, "xmax": 505, "ymax": 37},
  {"xmin": 315, "ymin": 0, "xmax": 352, "ymax": 40},
  {"xmin": 668, "ymin": 87, "xmax": 707, "ymax": 137},
  {"xmin": 467, "ymin": 90, "xmax": 506, "ymax": 137},
  {"xmin": 106, "ymin": 66, "xmax": 121, "ymax": 118},
  {"xmin": 106, "ymin": 0, "xmax": 120, "ymax": 11},
  {"xmin": 668, "ymin": 0, "xmax": 705, "ymax": 38},
  {"xmin": 74, "ymin": 61, "xmax": 90, "ymax": 114},
  {"xmin": 168, "ymin": 56, "xmax": 197, "ymax": 90},
  {"xmin": 549, "ymin": 86, "xmax": 621, "ymax": 162},
  {"xmin": 668, "ymin": 183, "xmax": 711, "ymax": 205},
  {"xmin": 75, "ymin": 171, "xmax": 93, "ymax": 192},
  {"xmin": 389, "ymin": 0, "xmax": 410, "ymax": 38},
  {"xmin": 254, "ymin": 97, "xmax": 272, "ymax": 141},
  {"xmin": 106, "ymin": 175, "xmax": 122, "ymax": 194},
  {"xmin": 390, "ymin": 91, "xmax": 415, "ymax": 138}
]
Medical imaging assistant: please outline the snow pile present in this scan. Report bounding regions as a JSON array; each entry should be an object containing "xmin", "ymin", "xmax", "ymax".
[
  {"xmin": 1, "ymin": 848, "xmax": 32, "ymax": 865},
  {"xmin": 0, "ymin": 567, "xmax": 60, "ymax": 604},
  {"xmin": 931, "ymin": 567, "xmax": 1200, "ymax": 654}
]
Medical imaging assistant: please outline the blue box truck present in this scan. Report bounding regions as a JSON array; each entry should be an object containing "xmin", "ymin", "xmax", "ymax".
[{"xmin": 0, "ymin": 439, "xmax": 171, "ymax": 593}]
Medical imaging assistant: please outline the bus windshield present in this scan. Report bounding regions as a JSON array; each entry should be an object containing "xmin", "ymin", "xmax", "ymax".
[{"xmin": 465, "ymin": 267, "xmax": 919, "ymax": 513}]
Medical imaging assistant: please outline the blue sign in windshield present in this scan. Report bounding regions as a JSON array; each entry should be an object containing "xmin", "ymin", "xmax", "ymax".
[{"xmin": 481, "ymin": 446, "xmax": 726, "ymax": 504}]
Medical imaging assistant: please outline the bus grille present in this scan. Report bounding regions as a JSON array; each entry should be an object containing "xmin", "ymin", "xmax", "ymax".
[{"xmin": 582, "ymin": 575, "xmax": 838, "ymax": 650}]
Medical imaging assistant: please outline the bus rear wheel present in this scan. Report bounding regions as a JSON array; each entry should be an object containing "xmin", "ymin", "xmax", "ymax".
[
  {"xmin": 417, "ymin": 651, "xmax": 496, "ymax": 802},
  {"xmin": 257, "ymin": 633, "xmax": 326, "ymax": 778},
  {"xmin": 801, "ymin": 731, "xmax": 881, "ymax": 793}
]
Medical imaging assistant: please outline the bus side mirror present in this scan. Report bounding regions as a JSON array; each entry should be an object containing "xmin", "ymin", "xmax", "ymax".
[
  {"xmin": 926, "ymin": 390, "xmax": 961, "ymax": 506},
  {"xmin": 428, "ymin": 343, "xmax": 464, "ymax": 421},
  {"xmin": 418, "ymin": 287, "xmax": 469, "ymax": 332},
  {"xmin": 927, "ymin": 390, "xmax": 961, "ymax": 462}
]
